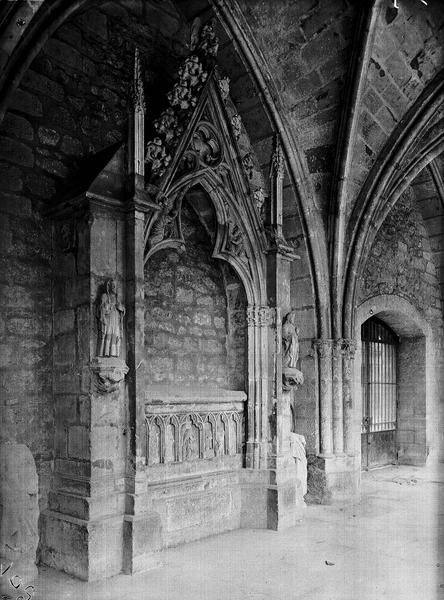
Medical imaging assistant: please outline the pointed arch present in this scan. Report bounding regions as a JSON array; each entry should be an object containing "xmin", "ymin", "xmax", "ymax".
[
  {"xmin": 343, "ymin": 71, "xmax": 444, "ymax": 338},
  {"xmin": 144, "ymin": 74, "xmax": 268, "ymax": 306},
  {"xmin": 212, "ymin": 0, "xmax": 330, "ymax": 337}
]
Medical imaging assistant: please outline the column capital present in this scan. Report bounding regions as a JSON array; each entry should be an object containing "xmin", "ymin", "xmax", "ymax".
[
  {"xmin": 312, "ymin": 338, "xmax": 334, "ymax": 358},
  {"xmin": 246, "ymin": 305, "xmax": 274, "ymax": 327},
  {"xmin": 341, "ymin": 338, "xmax": 357, "ymax": 359}
]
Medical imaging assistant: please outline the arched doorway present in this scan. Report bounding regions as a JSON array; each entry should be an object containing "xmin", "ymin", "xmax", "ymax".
[
  {"xmin": 361, "ymin": 317, "xmax": 399, "ymax": 469},
  {"xmin": 355, "ymin": 295, "xmax": 436, "ymax": 470}
]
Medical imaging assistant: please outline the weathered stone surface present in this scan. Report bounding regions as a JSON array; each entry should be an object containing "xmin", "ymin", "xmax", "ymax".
[
  {"xmin": 68, "ymin": 426, "xmax": 89, "ymax": 460},
  {"xmin": 61, "ymin": 135, "xmax": 83, "ymax": 156},
  {"xmin": 0, "ymin": 138, "xmax": 34, "ymax": 167},
  {"xmin": 24, "ymin": 171, "xmax": 56, "ymax": 199},
  {"xmin": 0, "ymin": 112, "xmax": 34, "ymax": 141},
  {"xmin": 11, "ymin": 88, "xmax": 43, "ymax": 117},
  {"xmin": 38, "ymin": 126, "xmax": 60, "ymax": 146},
  {"xmin": 358, "ymin": 192, "xmax": 441, "ymax": 326},
  {"xmin": 21, "ymin": 69, "xmax": 65, "ymax": 101},
  {"xmin": 0, "ymin": 442, "xmax": 39, "ymax": 594},
  {"xmin": 0, "ymin": 163, "xmax": 23, "ymax": 192},
  {"xmin": 144, "ymin": 202, "xmax": 246, "ymax": 388},
  {"xmin": 305, "ymin": 455, "xmax": 332, "ymax": 504}
]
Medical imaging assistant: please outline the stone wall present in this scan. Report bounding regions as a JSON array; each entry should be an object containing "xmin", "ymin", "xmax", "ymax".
[
  {"xmin": 0, "ymin": 0, "xmax": 189, "ymax": 537},
  {"xmin": 0, "ymin": 198, "xmax": 53, "ymax": 512},
  {"xmin": 358, "ymin": 191, "xmax": 442, "ymax": 327},
  {"xmin": 145, "ymin": 202, "xmax": 246, "ymax": 390},
  {"xmin": 0, "ymin": 2, "xmax": 188, "ymax": 204}
]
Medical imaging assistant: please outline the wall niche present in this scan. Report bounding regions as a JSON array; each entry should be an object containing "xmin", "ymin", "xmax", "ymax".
[{"xmin": 144, "ymin": 197, "xmax": 247, "ymax": 390}]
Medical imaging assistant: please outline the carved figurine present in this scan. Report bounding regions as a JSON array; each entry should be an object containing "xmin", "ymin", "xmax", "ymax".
[
  {"xmin": 197, "ymin": 18, "xmax": 219, "ymax": 57},
  {"xmin": 282, "ymin": 311, "xmax": 304, "ymax": 390},
  {"xmin": 282, "ymin": 311, "xmax": 299, "ymax": 369},
  {"xmin": 218, "ymin": 76, "xmax": 230, "ymax": 101},
  {"xmin": 179, "ymin": 55, "xmax": 207, "ymax": 88},
  {"xmin": 98, "ymin": 279, "xmax": 125, "ymax": 357},
  {"xmin": 231, "ymin": 114, "xmax": 242, "ymax": 141},
  {"xmin": 242, "ymin": 152, "xmax": 254, "ymax": 179},
  {"xmin": 253, "ymin": 188, "xmax": 266, "ymax": 218},
  {"xmin": 183, "ymin": 427, "xmax": 197, "ymax": 461}
]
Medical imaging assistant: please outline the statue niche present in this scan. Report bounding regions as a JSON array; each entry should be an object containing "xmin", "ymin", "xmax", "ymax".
[
  {"xmin": 91, "ymin": 278, "xmax": 128, "ymax": 394},
  {"xmin": 282, "ymin": 311, "xmax": 304, "ymax": 391}
]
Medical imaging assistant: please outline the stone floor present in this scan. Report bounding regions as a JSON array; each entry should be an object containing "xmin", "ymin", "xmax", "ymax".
[{"xmin": 34, "ymin": 463, "xmax": 444, "ymax": 600}]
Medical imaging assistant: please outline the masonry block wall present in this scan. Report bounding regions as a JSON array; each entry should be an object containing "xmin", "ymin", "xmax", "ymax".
[
  {"xmin": 359, "ymin": 192, "xmax": 442, "ymax": 325},
  {"xmin": 0, "ymin": 196, "xmax": 53, "ymax": 511},
  {"xmin": 145, "ymin": 202, "xmax": 246, "ymax": 390},
  {"xmin": 0, "ymin": 0, "xmax": 190, "ymax": 560},
  {"xmin": 398, "ymin": 337, "xmax": 427, "ymax": 464}
]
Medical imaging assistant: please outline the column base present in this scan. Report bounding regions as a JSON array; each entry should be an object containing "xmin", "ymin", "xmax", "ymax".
[
  {"xmin": 240, "ymin": 466, "xmax": 305, "ymax": 530},
  {"xmin": 306, "ymin": 454, "xmax": 360, "ymax": 504},
  {"xmin": 40, "ymin": 510, "xmax": 124, "ymax": 581},
  {"xmin": 123, "ymin": 513, "xmax": 163, "ymax": 574}
]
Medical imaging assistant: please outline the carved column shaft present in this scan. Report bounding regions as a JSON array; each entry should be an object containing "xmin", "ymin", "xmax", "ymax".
[
  {"xmin": 332, "ymin": 339, "xmax": 344, "ymax": 455},
  {"xmin": 246, "ymin": 305, "xmax": 272, "ymax": 469},
  {"xmin": 342, "ymin": 339, "xmax": 356, "ymax": 456},
  {"xmin": 314, "ymin": 339, "xmax": 334, "ymax": 457}
]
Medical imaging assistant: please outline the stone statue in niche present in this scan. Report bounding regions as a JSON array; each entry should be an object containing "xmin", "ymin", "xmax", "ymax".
[
  {"xmin": 91, "ymin": 279, "xmax": 128, "ymax": 394},
  {"xmin": 98, "ymin": 279, "xmax": 125, "ymax": 358},
  {"xmin": 183, "ymin": 427, "xmax": 198, "ymax": 461},
  {"xmin": 203, "ymin": 422, "xmax": 214, "ymax": 458},
  {"xmin": 148, "ymin": 423, "xmax": 161, "ymax": 466},
  {"xmin": 282, "ymin": 311, "xmax": 304, "ymax": 391},
  {"xmin": 165, "ymin": 423, "xmax": 175, "ymax": 463}
]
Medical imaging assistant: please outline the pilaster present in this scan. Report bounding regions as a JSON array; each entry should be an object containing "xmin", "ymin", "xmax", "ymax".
[{"xmin": 41, "ymin": 193, "xmax": 130, "ymax": 581}]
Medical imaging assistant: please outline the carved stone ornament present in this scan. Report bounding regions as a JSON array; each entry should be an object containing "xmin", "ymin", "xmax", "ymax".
[
  {"xmin": 341, "ymin": 338, "xmax": 357, "ymax": 359},
  {"xmin": 312, "ymin": 338, "xmax": 333, "ymax": 359},
  {"xmin": 282, "ymin": 311, "xmax": 304, "ymax": 391},
  {"xmin": 253, "ymin": 187, "xmax": 266, "ymax": 217},
  {"xmin": 148, "ymin": 200, "xmax": 178, "ymax": 249},
  {"xmin": 226, "ymin": 214, "xmax": 247, "ymax": 260},
  {"xmin": 231, "ymin": 114, "xmax": 242, "ymax": 141},
  {"xmin": 266, "ymin": 225, "xmax": 300, "ymax": 260},
  {"xmin": 218, "ymin": 75, "xmax": 230, "ymax": 101},
  {"xmin": 242, "ymin": 152, "xmax": 254, "ymax": 179},
  {"xmin": 145, "ymin": 19, "xmax": 219, "ymax": 180},
  {"xmin": 145, "ymin": 410, "xmax": 242, "ymax": 465},
  {"xmin": 179, "ymin": 120, "xmax": 223, "ymax": 175},
  {"xmin": 246, "ymin": 305, "xmax": 274, "ymax": 327},
  {"xmin": 271, "ymin": 134, "xmax": 285, "ymax": 177},
  {"xmin": 131, "ymin": 47, "xmax": 146, "ymax": 113},
  {"xmin": 91, "ymin": 356, "xmax": 129, "ymax": 394}
]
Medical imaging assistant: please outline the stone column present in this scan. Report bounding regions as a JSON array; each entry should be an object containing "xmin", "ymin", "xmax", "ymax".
[
  {"xmin": 332, "ymin": 339, "xmax": 344, "ymax": 455},
  {"xmin": 313, "ymin": 339, "xmax": 334, "ymax": 457},
  {"xmin": 342, "ymin": 338, "xmax": 357, "ymax": 456}
]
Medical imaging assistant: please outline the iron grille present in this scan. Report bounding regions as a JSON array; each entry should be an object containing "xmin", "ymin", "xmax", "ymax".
[{"xmin": 361, "ymin": 318, "xmax": 398, "ymax": 434}]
